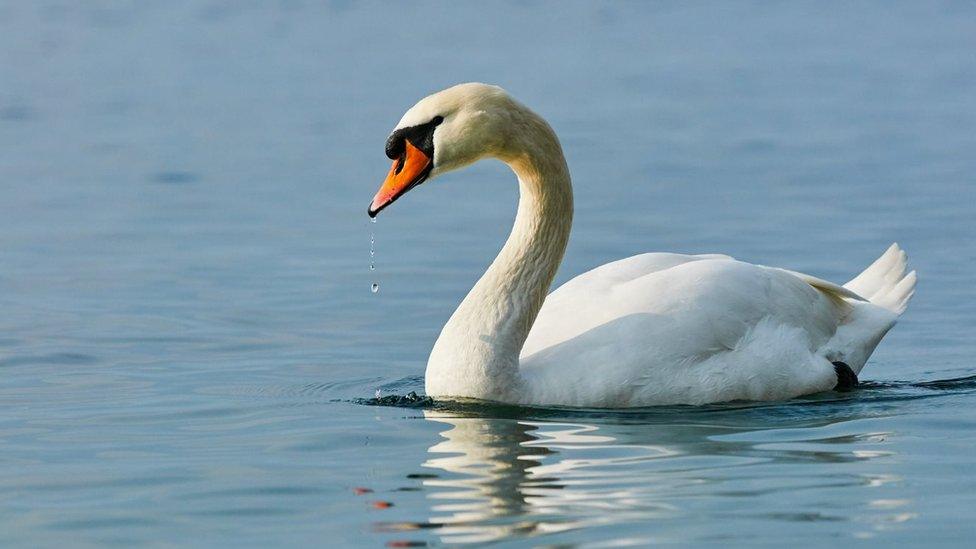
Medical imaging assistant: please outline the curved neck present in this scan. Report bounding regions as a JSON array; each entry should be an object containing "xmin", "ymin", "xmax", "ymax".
[{"xmin": 426, "ymin": 120, "xmax": 573, "ymax": 400}]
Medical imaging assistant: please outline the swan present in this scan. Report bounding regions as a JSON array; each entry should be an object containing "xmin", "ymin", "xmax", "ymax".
[{"xmin": 367, "ymin": 83, "xmax": 917, "ymax": 407}]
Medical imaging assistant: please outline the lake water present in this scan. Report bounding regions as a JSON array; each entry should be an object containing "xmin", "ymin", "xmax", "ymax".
[{"xmin": 2, "ymin": 1, "xmax": 975, "ymax": 546}]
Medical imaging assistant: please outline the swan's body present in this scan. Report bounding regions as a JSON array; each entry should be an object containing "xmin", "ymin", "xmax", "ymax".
[{"xmin": 369, "ymin": 83, "xmax": 916, "ymax": 407}]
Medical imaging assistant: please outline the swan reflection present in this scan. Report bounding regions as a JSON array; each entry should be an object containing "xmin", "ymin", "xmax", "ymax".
[{"xmin": 376, "ymin": 405, "xmax": 916, "ymax": 545}]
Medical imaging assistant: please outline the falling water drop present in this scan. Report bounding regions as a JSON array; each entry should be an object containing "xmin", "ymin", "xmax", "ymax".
[{"xmin": 369, "ymin": 220, "xmax": 378, "ymax": 294}]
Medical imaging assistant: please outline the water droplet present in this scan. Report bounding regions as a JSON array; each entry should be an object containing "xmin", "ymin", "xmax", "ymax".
[
  {"xmin": 370, "ymin": 217, "xmax": 377, "ymax": 224},
  {"xmin": 369, "ymin": 223, "xmax": 378, "ymax": 294},
  {"xmin": 369, "ymin": 228, "xmax": 376, "ymax": 270}
]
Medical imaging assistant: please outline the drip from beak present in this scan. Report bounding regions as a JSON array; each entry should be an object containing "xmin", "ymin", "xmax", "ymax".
[{"xmin": 368, "ymin": 140, "xmax": 432, "ymax": 217}]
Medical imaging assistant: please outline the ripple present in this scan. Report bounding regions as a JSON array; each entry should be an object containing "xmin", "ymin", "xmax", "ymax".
[
  {"xmin": 358, "ymin": 391, "xmax": 434, "ymax": 408},
  {"xmin": 0, "ymin": 104, "xmax": 34, "ymax": 121},
  {"xmin": 149, "ymin": 171, "xmax": 199, "ymax": 184},
  {"xmin": 48, "ymin": 517, "xmax": 162, "ymax": 531},
  {"xmin": 0, "ymin": 352, "xmax": 98, "ymax": 368}
]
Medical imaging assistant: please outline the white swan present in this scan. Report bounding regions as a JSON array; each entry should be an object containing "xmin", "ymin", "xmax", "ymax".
[{"xmin": 368, "ymin": 83, "xmax": 917, "ymax": 407}]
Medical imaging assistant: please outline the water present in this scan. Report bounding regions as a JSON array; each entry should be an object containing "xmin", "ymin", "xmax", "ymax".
[{"xmin": 1, "ymin": 1, "xmax": 975, "ymax": 546}]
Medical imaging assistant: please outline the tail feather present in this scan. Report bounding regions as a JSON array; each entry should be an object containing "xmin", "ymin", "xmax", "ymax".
[{"xmin": 844, "ymin": 243, "xmax": 917, "ymax": 315}]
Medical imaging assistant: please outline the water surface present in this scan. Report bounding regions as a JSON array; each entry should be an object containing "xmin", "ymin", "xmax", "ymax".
[{"xmin": 1, "ymin": 1, "xmax": 975, "ymax": 546}]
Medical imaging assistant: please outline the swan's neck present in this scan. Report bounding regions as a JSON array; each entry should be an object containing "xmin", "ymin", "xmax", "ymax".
[{"xmin": 426, "ymin": 123, "xmax": 572, "ymax": 400}]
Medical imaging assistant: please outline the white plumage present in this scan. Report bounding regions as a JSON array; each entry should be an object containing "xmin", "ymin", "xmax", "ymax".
[
  {"xmin": 376, "ymin": 83, "xmax": 916, "ymax": 407},
  {"xmin": 518, "ymin": 247, "xmax": 914, "ymax": 406}
]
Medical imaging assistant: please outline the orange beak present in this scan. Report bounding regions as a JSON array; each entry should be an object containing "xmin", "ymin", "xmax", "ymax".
[{"xmin": 368, "ymin": 140, "xmax": 432, "ymax": 217}]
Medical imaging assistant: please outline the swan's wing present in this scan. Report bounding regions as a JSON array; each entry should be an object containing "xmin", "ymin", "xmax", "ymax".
[
  {"xmin": 522, "ymin": 253, "xmax": 732, "ymax": 357},
  {"xmin": 523, "ymin": 252, "xmax": 861, "ymax": 360},
  {"xmin": 520, "ymin": 258, "xmax": 849, "ymax": 405}
]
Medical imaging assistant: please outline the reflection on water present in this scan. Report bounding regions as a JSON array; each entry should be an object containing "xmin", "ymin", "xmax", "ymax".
[
  {"xmin": 416, "ymin": 415, "xmax": 676, "ymax": 544},
  {"xmin": 370, "ymin": 393, "xmax": 943, "ymax": 546}
]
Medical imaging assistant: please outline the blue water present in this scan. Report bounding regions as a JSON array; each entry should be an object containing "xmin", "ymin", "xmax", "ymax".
[{"xmin": 2, "ymin": 1, "xmax": 975, "ymax": 546}]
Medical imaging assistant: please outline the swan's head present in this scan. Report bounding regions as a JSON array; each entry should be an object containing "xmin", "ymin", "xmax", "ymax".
[{"xmin": 368, "ymin": 83, "xmax": 519, "ymax": 217}]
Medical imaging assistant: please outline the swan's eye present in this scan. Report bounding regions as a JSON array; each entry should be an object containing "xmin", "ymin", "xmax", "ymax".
[{"xmin": 385, "ymin": 116, "xmax": 443, "ymax": 160}]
